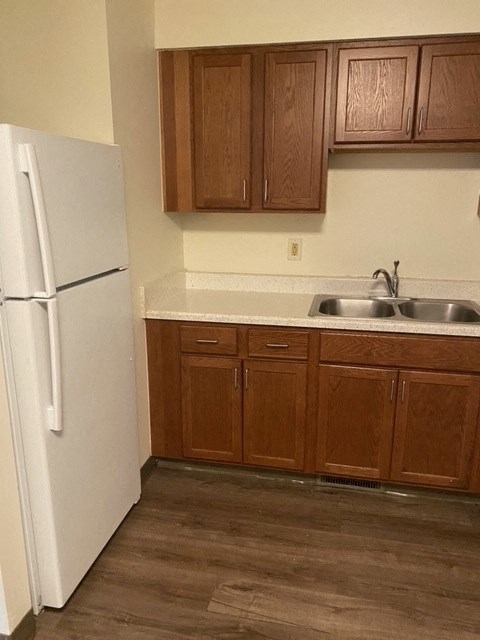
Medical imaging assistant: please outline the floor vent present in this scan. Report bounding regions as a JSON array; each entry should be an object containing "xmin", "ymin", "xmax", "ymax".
[{"xmin": 318, "ymin": 475, "xmax": 381, "ymax": 491}]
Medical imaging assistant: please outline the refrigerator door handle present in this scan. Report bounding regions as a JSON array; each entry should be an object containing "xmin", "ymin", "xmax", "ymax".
[
  {"xmin": 18, "ymin": 144, "xmax": 56, "ymax": 298},
  {"xmin": 42, "ymin": 298, "xmax": 63, "ymax": 432}
]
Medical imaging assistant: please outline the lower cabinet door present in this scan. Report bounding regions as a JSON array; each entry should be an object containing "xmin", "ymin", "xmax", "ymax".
[
  {"xmin": 181, "ymin": 356, "xmax": 242, "ymax": 462},
  {"xmin": 390, "ymin": 370, "xmax": 480, "ymax": 489},
  {"xmin": 316, "ymin": 365, "xmax": 397, "ymax": 480},
  {"xmin": 243, "ymin": 360, "xmax": 307, "ymax": 470}
]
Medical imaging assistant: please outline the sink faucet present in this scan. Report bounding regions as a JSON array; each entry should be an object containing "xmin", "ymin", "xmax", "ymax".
[{"xmin": 372, "ymin": 260, "xmax": 400, "ymax": 298}]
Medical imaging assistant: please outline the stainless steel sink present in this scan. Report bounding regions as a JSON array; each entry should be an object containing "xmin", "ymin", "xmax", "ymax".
[
  {"xmin": 309, "ymin": 294, "xmax": 480, "ymax": 324},
  {"xmin": 315, "ymin": 297, "xmax": 395, "ymax": 318},
  {"xmin": 397, "ymin": 300, "xmax": 480, "ymax": 323}
]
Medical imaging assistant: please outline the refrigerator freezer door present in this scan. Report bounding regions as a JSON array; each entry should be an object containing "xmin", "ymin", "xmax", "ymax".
[
  {"xmin": 0, "ymin": 124, "xmax": 129, "ymax": 298},
  {"xmin": 4, "ymin": 269, "xmax": 140, "ymax": 607}
]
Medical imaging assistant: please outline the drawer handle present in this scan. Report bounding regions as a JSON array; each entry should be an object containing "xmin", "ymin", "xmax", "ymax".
[
  {"xmin": 266, "ymin": 343, "xmax": 289, "ymax": 349},
  {"xmin": 195, "ymin": 339, "xmax": 219, "ymax": 345}
]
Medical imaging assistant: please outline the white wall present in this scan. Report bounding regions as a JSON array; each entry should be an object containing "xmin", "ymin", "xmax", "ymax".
[
  {"xmin": 105, "ymin": 0, "xmax": 183, "ymax": 463},
  {"xmin": 155, "ymin": 0, "xmax": 480, "ymax": 280}
]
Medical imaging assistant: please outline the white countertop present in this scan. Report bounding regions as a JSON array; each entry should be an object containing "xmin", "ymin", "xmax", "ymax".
[{"xmin": 142, "ymin": 271, "xmax": 480, "ymax": 338}]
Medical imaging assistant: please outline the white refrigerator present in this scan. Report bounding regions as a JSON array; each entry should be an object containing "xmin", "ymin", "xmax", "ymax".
[{"xmin": 0, "ymin": 125, "xmax": 141, "ymax": 610}]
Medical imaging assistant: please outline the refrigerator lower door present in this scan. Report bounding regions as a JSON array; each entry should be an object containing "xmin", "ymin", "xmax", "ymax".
[
  {"xmin": 0, "ymin": 124, "xmax": 129, "ymax": 298},
  {"xmin": 4, "ymin": 269, "xmax": 140, "ymax": 608}
]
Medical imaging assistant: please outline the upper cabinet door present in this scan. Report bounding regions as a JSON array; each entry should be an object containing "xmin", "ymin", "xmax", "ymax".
[
  {"xmin": 415, "ymin": 42, "xmax": 480, "ymax": 141},
  {"xmin": 263, "ymin": 50, "xmax": 327, "ymax": 210},
  {"xmin": 193, "ymin": 53, "xmax": 252, "ymax": 209},
  {"xmin": 335, "ymin": 46, "xmax": 419, "ymax": 143}
]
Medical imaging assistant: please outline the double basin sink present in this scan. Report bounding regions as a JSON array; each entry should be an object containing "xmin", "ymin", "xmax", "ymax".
[{"xmin": 309, "ymin": 295, "xmax": 480, "ymax": 324}]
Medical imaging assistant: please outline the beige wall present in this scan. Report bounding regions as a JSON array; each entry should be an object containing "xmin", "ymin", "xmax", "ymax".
[
  {"xmin": 155, "ymin": 0, "xmax": 480, "ymax": 47},
  {"xmin": 182, "ymin": 154, "xmax": 480, "ymax": 279},
  {"xmin": 105, "ymin": 0, "xmax": 183, "ymax": 463},
  {"xmin": 0, "ymin": 0, "xmax": 114, "ymax": 142},
  {"xmin": 156, "ymin": 0, "xmax": 480, "ymax": 280}
]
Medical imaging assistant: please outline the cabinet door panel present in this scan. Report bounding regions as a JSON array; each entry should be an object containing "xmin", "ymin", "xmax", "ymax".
[
  {"xmin": 263, "ymin": 50, "xmax": 327, "ymax": 210},
  {"xmin": 243, "ymin": 360, "xmax": 307, "ymax": 470},
  {"xmin": 416, "ymin": 42, "xmax": 480, "ymax": 141},
  {"xmin": 317, "ymin": 365, "xmax": 397, "ymax": 480},
  {"xmin": 193, "ymin": 54, "xmax": 251, "ymax": 209},
  {"xmin": 391, "ymin": 371, "xmax": 480, "ymax": 488},
  {"xmin": 335, "ymin": 46, "xmax": 418, "ymax": 143},
  {"xmin": 181, "ymin": 356, "xmax": 242, "ymax": 462}
]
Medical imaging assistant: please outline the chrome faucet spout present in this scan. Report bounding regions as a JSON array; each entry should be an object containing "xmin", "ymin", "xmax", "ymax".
[{"xmin": 372, "ymin": 261, "xmax": 400, "ymax": 298}]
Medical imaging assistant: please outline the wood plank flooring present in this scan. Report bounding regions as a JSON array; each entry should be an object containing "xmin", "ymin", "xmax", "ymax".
[{"xmin": 35, "ymin": 465, "xmax": 480, "ymax": 639}]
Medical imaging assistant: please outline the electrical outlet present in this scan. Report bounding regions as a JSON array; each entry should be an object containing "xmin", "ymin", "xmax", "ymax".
[{"xmin": 287, "ymin": 238, "xmax": 302, "ymax": 261}]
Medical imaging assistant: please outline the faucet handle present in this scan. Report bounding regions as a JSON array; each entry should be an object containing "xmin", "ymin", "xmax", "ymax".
[{"xmin": 393, "ymin": 260, "xmax": 400, "ymax": 275}]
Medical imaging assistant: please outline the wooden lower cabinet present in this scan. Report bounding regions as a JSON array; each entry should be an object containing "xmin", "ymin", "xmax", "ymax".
[
  {"xmin": 147, "ymin": 321, "xmax": 480, "ymax": 493},
  {"xmin": 390, "ymin": 371, "xmax": 480, "ymax": 489},
  {"xmin": 243, "ymin": 360, "xmax": 307, "ymax": 470},
  {"xmin": 316, "ymin": 365, "xmax": 397, "ymax": 480},
  {"xmin": 181, "ymin": 356, "xmax": 242, "ymax": 462},
  {"xmin": 180, "ymin": 354, "xmax": 307, "ymax": 470},
  {"xmin": 316, "ymin": 364, "xmax": 480, "ymax": 489}
]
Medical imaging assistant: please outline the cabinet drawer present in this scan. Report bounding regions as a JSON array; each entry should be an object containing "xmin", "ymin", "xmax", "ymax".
[
  {"xmin": 320, "ymin": 331, "xmax": 480, "ymax": 373},
  {"xmin": 248, "ymin": 328, "xmax": 309, "ymax": 360},
  {"xmin": 180, "ymin": 325, "xmax": 237, "ymax": 355}
]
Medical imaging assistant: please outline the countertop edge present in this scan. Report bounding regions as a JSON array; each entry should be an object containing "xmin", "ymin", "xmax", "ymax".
[{"xmin": 144, "ymin": 309, "xmax": 480, "ymax": 338}]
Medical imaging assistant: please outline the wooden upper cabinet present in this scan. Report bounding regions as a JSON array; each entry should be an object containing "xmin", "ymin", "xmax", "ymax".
[
  {"xmin": 335, "ymin": 45, "xmax": 419, "ymax": 143},
  {"xmin": 391, "ymin": 371, "xmax": 480, "ymax": 489},
  {"xmin": 415, "ymin": 42, "xmax": 480, "ymax": 141},
  {"xmin": 263, "ymin": 50, "xmax": 327, "ymax": 210},
  {"xmin": 193, "ymin": 53, "xmax": 252, "ymax": 209},
  {"xmin": 160, "ymin": 45, "xmax": 331, "ymax": 213},
  {"xmin": 316, "ymin": 365, "xmax": 397, "ymax": 480}
]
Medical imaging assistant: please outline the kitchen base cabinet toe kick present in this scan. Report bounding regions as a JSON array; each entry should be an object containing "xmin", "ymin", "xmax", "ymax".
[{"xmin": 146, "ymin": 320, "xmax": 480, "ymax": 494}]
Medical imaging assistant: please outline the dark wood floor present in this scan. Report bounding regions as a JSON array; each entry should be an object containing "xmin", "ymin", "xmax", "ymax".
[{"xmin": 35, "ymin": 465, "xmax": 480, "ymax": 639}]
